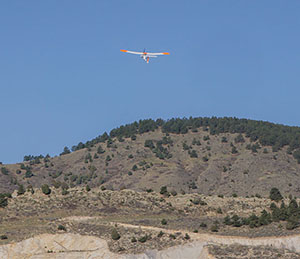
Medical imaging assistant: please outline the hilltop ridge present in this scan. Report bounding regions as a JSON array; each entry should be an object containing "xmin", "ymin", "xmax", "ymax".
[{"xmin": 1, "ymin": 117, "xmax": 300, "ymax": 197}]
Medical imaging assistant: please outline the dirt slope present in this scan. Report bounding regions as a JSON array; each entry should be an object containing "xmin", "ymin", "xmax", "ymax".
[{"xmin": 2, "ymin": 128, "xmax": 300, "ymax": 197}]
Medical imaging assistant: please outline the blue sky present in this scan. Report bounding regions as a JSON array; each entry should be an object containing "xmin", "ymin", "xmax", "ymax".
[{"xmin": 1, "ymin": 1, "xmax": 300, "ymax": 164}]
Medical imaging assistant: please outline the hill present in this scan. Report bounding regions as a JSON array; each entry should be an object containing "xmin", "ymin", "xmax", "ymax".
[{"xmin": 1, "ymin": 117, "xmax": 300, "ymax": 197}]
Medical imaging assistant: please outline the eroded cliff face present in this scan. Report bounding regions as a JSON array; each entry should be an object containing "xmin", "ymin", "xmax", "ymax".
[
  {"xmin": 1, "ymin": 233, "xmax": 300, "ymax": 259},
  {"xmin": 0, "ymin": 233, "xmax": 121, "ymax": 259}
]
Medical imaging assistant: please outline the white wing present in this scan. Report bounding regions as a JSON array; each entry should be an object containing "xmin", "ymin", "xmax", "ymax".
[
  {"xmin": 120, "ymin": 50, "xmax": 143, "ymax": 55},
  {"xmin": 121, "ymin": 50, "xmax": 170, "ymax": 56},
  {"xmin": 147, "ymin": 52, "xmax": 170, "ymax": 56}
]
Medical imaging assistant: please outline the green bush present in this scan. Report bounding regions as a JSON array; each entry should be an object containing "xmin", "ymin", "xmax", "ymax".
[
  {"xmin": 62, "ymin": 189, "xmax": 69, "ymax": 195},
  {"xmin": 0, "ymin": 235, "xmax": 8, "ymax": 240},
  {"xmin": 60, "ymin": 146, "xmax": 71, "ymax": 156},
  {"xmin": 189, "ymin": 150, "xmax": 198, "ymax": 158},
  {"xmin": 169, "ymin": 234, "xmax": 176, "ymax": 239},
  {"xmin": 161, "ymin": 218, "xmax": 167, "ymax": 225},
  {"xmin": 97, "ymin": 145, "xmax": 105, "ymax": 154},
  {"xmin": 0, "ymin": 195, "xmax": 8, "ymax": 208},
  {"xmin": 1, "ymin": 167, "xmax": 9, "ymax": 175},
  {"xmin": 200, "ymin": 223, "xmax": 207, "ymax": 228},
  {"xmin": 157, "ymin": 231, "xmax": 164, "ymax": 237},
  {"xmin": 111, "ymin": 228, "xmax": 120, "ymax": 240},
  {"xmin": 17, "ymin": 185, "xmax": 25, "ymax": 196},
  {"xmin": 25, "ymin": 170, "xmax": 33, "ymax": 178},
  {"xmin": 184, "ymin": 233, "xmax": 190, "ymax": 240},
  {"xmin": 138, "ymin": 235, "xmax": 150, "ymax": 243},
  {"xmin": 210, "ymin": 224, "xmax": 219, "ymax": 232},
  {"xmin": 269, "ymin": 187, "xmax": 283, "ymax": 202},
  {"xmin": 221, "ymin": 137, "xmax": 228, "ymax": 143},
  {"xmin": 160, "ymin": 186, "xmax": 168, "ymax": 195},
  {"xmin": 144, "ymin": 139, "xmax": 155, "ymax": 149},
  {"xmin": 58, "ymin": 225, "xmax": 66, "ymax": 231},
  {"xmin": 41, "ymin": 184, "xmax": 51, "ymax": 195}
]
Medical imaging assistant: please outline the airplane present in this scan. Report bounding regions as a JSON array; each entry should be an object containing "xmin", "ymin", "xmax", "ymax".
[{"xmin": 120, "ymin": 49, "xmax": 170, "ymax": 63}]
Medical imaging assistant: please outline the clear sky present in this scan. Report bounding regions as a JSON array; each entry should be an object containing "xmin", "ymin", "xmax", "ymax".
[{"xmin": 1, "ymin": 1, "xmax": 300, "ymax": 164}]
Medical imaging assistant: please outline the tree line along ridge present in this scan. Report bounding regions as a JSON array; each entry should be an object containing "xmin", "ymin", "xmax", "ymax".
[{"xmin": 69, "ymin": 117, "xmax": 300, "ymax": 163}]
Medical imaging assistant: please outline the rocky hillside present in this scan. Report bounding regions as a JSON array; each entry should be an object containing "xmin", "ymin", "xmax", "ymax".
[{"xmin": 1, "ymin": 117, "xmax": 300, "ymax": 197}]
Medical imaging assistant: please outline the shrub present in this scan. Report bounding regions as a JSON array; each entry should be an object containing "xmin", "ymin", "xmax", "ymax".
[
  {"xmin": 144, "ymin": 140, "xmax": 155, "ymax": 149},
  {"xmin": 86, "ymin": 185, "xmax": 91, "ymax": 192},
  {"xmin": 138, "ymin": 235, "xmax": 150, "ymax": 243},
  {"xmin": 97, "ymin": 145, "xmax": 105, "ymax": 154},
  {"xmin": 17, "ymin": 185, "xmax": 25, "ymax": 196},
  {"xmin": 25, "ymin": 170, "xmax": 33, "ymax": 178},
  {"xmin": 60, "ymin": 146, "xmax": 71, "ymax": 156},
  {"xmin": 189, "ymin": 150, "xmax": 198, "ymax": 158},
  {"xmin": 0, "ymin": 235, "xmax": 8, "ymax": 240},
  {"xmin": 200, "ymin": 223, "xmax": 207, "ymax": 228},
  {"xmin": 169, "ymin": 234, "xmax": 176, "ymax": 239},
  {"xmin": 0, "ymin": 195, "xmax": 8, "ymax": 208},
  {"xmin": 234, "ymin": 134, "xmax": 245, "ymax": 143},
  {"xmin": 203, "ymin": 135, "xmax": 210, "ymax": 141},
  {"xmin": 1, "ymin": 167, "xmax": 9, "ymax": 175},
  {"xmin": 217, "ymin": 207, "xmax": 223, "ymax": 214},
  {"xmin": 170, "ymin": 190, "xmax": 177, "ymax": 196},
  {"xmin": 131, "ymin": 237, "xmax": 137, "ymax": 243},
  {"xmin": 161, "ymin": 218, "xmax": 167, "ymax": 225},
  {"xmin": 221, "ymin": 137, "xmax": 228, "ymax": 143},
  {"xmin": 202, "ymin": 156, "xmax": 209, "ymax": 162},
  {"xmin": 58, "ymin": 225, "xmax": 66, "ymax": 231},
  {"xmin": 62, "ymin": 189, "xmax": 69, "ymax": 195},
  {"xmin": 210, "ymin": 224, "xmax": 219, "ymax": 232},
  {"xmin": 157, "ymin": 231, "xmax": 164, "ymax": 238},
  {"xmin": 111, "ymin": 228, "xmax": 120, "ymax": 240},
  {"xmin": 223, "ymin": 216, "xmax": 231, "ymax": 225},
  {"xmin": 184, "ymin": 233, "xmax": 190, "ymax": 240},
  {"xmin": 269, "ymin": 187, "xmax": 283, "ymax": 202},
  {"xmin": 41, "ymin": 184, "xmax": 51, "ymax": 195},
  {"xmin": 190, "ymin": 198, "xmax": 206, "ymax": 205},
  {"xmin": 231, "ymin": 146, "xmax": 238, "ymax": 154},
  {"xmin": 160, "ymin": 186, "xmax": 168, "ymax": 195},
  {"xmin": 286, "ymin": 216, "xmax": 298, "ymax": 230}
]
